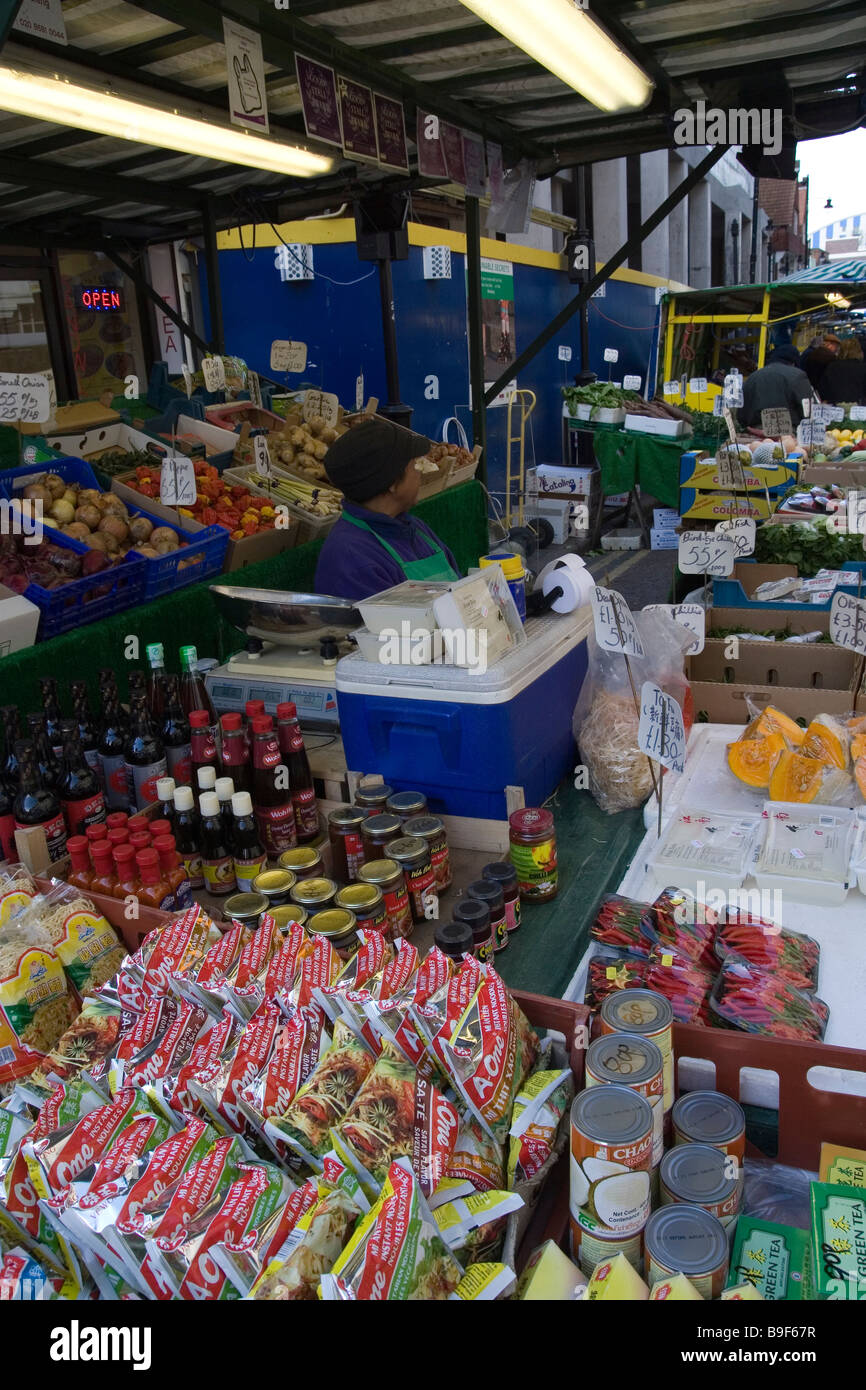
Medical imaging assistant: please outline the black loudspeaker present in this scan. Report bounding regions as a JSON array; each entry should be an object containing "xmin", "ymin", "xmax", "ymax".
[{"xmin": 354, "ymin": 191, "xmax": 410, "ymax": 261}]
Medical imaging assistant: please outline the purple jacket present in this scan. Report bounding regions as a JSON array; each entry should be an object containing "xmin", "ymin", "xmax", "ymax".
[{"xmin": 313, "ymin": 501, "xmax": 459, "ymax": 601}]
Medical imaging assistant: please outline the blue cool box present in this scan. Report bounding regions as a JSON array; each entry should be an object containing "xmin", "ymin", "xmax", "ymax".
[{"xmin": 335, "ymin": 611, "xmax": 590, "ymax": 819}]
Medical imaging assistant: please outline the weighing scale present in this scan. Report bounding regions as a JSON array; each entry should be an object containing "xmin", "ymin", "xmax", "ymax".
[{"xmin": 205, "ymin": 586, "xmax": 361, "ymax": 730}]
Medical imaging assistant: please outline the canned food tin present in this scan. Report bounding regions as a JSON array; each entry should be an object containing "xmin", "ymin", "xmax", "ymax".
[
  {"xmin": 222, "ymin": 891, "xmax": 268, "ymax": 929},
  {"xmin": 290, "ymin": 876, "xmax": 339, "ymax": 911},
  {"xmin": 357, "ymin": 859, "xmax": 413, "ymax": 941},
  {"xmin": 328, "ymin": 806, "xmax": 367, "ymax": 882},
  {"xmin": 277, "ymin": 846, "xmax": 323, "ymax": 880},
  {"xmin": 403, "ymin": 814, "xmax": 451, "ymax": 890},
  {"xmin": 354, "ymin": 784, "xmax": 393, "ymax": 812},
  {"xmin": 385, "ymin": 790, "xmax": 428, "ymax": 821},
  {"xmin": 270, "ymin": 904, "xmax": 308, "ymax": 931},
  {"xmin": 334, "ymin": 882, "xmax": 387, "ymax": 935},
  {"xmin": 600, "ymin": 988, "xmax": 674, "ymax": 1115},
  {"xmin": 251, "ymin": 868, "xmax": 297, "ymax": 908},
  {"xmin": 307, "ymin": 908, "xmax": 358, "ymax": 958},
  {"xmin": 385, "ymin": 836, "xmax": 435, "ymax": 924},
  {"xmin": 569, "ymin": 1085, "xmax": 653, "ymax": 1276},
  {"xmin": 360, "ymin": 814, "xmax": 403, "ymax": 861},
  {"xmin": 671, "ymin": 1091, "xmax": 746, "ymax": 1163},
  {"xmin": 585, "ymin": 1033, "xmax": 665, "ymax": 1168},
  {"xmin": 644, "ymin": 1205, "xmax": 730, "ymax": 1300},
  {"xmin": 659, "ymin": 1144, "xmax": 742, "ymax": 1230}
]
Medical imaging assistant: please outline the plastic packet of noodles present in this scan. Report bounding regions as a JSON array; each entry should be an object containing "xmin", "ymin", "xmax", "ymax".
[
  {"xmin": 265, "ymin": 1018, "xmax": 375, "ymax": 1170},
  {"xmin": 315, "ymin": 930, "xmax": 392, "ymax": 1030},
  {"xmin": 321, "ymin": 1158, "xmax": 462, "ymax": 1302},
  {"xmin": 450, "ymin": 1261, "xmax": 517, "ymax": 1301},
  {"xmin": 171, "ymin": 920, "xmax": 250, "ymax": 1015},
  {"xmin": 261, "ymin": 921, "xmax": 312, "ymax": 1003},
  {"xmin": 507, "ymin": 1067, "xmax": 573, "ymax": 1187},
  {"xmin": 214, "ymin": 1171, "xmax": 320, "ymax": 1296},
  {"xmin": 175, "ymin": 1157, "xmax": 294, "ymax": 1301},
  {"xmin": 0, "ymin": 1246, "xmax": 77, "ymax": 1299},
  {"xmin": 285, "ymin": 935, "xmax": 341, "ymax": 1013},
  {"xmin": 238, "ymin": 1005, "xmax": 327, "ymax": 1163},
  {"xmin": 433, "ymin": 1187, "xmax": 523, "ymax": 1264},
  {"xmin": 133, "ymin": 906, "xmax": 222, "ymax": 1002},
  {"xmin": 0, "ymin": 866, "xmax": 39, "ymax": 927},
  {"xmin": 118, "ymin": 1001, "xmax": 207, "ymax": 1091},
  {"xmin": 189, "ymin": 999, "xmax": 282, "ymax": 1138},
  {"xmin": 433, "ymin": 1117, "xmax": 507, "ymax": 1205},
  {"xmin": 363, "ymin": 946, "xmax": 453, "ymax": 1065},
  {"xmin": 161, "ymin": 1008, "xmax": 243, "ymax": 1117},
  {"xmin": 224, "ymin": 914, "xmax": 284, "ymax": 1017},
  {"xmin": 245, "ymin": 1156, "xmax": 367, "ymax": 1301}
]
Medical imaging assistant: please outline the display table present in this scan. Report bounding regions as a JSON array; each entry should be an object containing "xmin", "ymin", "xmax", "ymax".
[{"xmin": 567, "ymin": 420, "xmax": 718, "ymax": 510}]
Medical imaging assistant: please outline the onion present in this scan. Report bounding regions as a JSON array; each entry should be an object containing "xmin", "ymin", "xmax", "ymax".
[
  {"xmin": 98, "ymin": 514, "xmax": 129, "ymax": 543},
  {"xmin": 44, "ymin": 474, "xmax": 66, "ymax": 498},
  {"xmin": 49, "ymin": 499, "xmax": 76, "ymax": 524},
  {"xmin": 101, "ymin": 493, "xmax": 128, "ymax": 514},
  {"xmin": 78, "ymin": 488, "xmax": 102, "ymax": 507},
  {"xmin": 63, "ymin": 522, "xmax": 91, "ymax": 541},
  {"xmin": 86, "ymin": 532, "xmax": 110, "ymax": 552},
  {"xmin": 75, "ymin": 504, "xmax": 101, "ymax": 529},
  {"xmin": 150, "ymin": 527, "xmax": 179, "ymax": 550},
  {"xmin": 22, "ymin": 483, "xmax": 52, "ymax": 506},
  {"xmin": 128, "ymin": 516, "xmax": 154, "ymax": 543}
]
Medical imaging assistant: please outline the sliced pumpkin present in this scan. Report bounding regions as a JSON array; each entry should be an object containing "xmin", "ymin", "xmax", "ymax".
[
  {"xmin": 768, "ymin": 749, "xmax": 825, "ymax": 803},
  {"xmin": 850, "ymin": 733, "xmax": 866, "ymax": 762},
  {"xmin": 846, "ymin": 715, "xmax": 866, "ymax": 733},
  {"xmin": 801, "ymin": 715, "xmax": 849, "ymax": 770},
  {"xmin": 761, "ymin": 705, "xmax": 805, "ymax": 746},
  {"xmin": 727, "ymin": 731, "xmax": 786, "ymax": 788},
  {"xmin": 855, "ymin": 754, "xmax": 866, "ymax": 802}
]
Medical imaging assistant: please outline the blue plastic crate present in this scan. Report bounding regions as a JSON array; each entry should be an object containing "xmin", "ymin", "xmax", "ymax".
[
  {"xmin": 713, "ymin": 560, "xmax": 866, "ymax": 611},
  {"xmin": 10, "ymin": 529, "xmax": 145, "ymax": 641}
]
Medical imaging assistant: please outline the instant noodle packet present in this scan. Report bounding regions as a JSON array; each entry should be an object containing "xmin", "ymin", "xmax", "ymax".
[
  {"xmin": 189, "ymin": 999, "xmax": 283, "ymax": 1138},
  {"xmin": 0, "ymin": 912, "xmax": 76, "ymax": 1085},
  {"xmin": 450, "ymin": 1261, "xmax": 516, "ymax": 1301},
  {"xmin": 117, "ymin": 1001, "xmax": 207, "ymax": 1092},
  {"xmin": 321, "ymin": 1157, "xmax": 462, "ymax": 1301},
  {"xmin": 507, "ymin": 1066, "xmax": 573, "ymax": 1188},
  {"xmin": 28, "ymin": 995, "xmax": 124, "ymax": 1090},
  {"xmin": 362, "ymin": 945, "xmax": 449, "ymax": 1063},
  {"xmin": 266, "ymin": 1018, "xmax": 375, "ymax": 1170},
  {"xmin": 316, "ymin": 931, "xmax": 391, "ymax": 1030},
  {"xmin": 132, "ymin": 906, "xmax": 222, "ymax": 1002},
  {"xmin": 238, "ymin": 1005, "xmax": 327, "ymax": 1163},
  {"xmin": 245, "ymin": 1156, "xmax": 367, "ymax": 1301},
  {"xmin": 23, "ymin": 882, "xmax": 126, "ymax": 998},
  {"xmin": 433, "ymin": 1187, "xmax": 523, "ymax": 1265},
  {"xmin": 163, "ymin": 1008, "xmax": 242, "ymax": 1118},
  {"xmin": 171, "ymin": 920, "xmax": 250, "ymax": 1016},
  {"xmin": 0, "ymin": 866, "xmax": 38, "ymax": 927},
  {"xmin": 0, "ymin": 1245, "xmax": 78, "ymax": 1300},
  {"xmin": 175, "ymin": 1158, "xmax": 294, "ymax": 1301},
  {"xmin": 215, "ymin": 1173, "xmax": 321, "ymax": 1296}
]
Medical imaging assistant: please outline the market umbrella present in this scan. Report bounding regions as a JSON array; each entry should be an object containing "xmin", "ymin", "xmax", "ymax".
[{"xmin": 779, "ymin": 258, "xmax": 866, "ymax": 283}]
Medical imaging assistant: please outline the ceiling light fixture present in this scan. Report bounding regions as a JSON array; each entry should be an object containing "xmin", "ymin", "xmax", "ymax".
[
  {"xmin": 0, "ymin": 64, "xmax": 334, "ymax": 178},
  {"xmin": 457, "ymin": 0, "xmax": 653, "ymax": 111}
]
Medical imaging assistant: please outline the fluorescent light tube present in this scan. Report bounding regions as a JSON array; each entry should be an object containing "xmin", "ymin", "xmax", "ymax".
[
  {"xmin": 0, "ymin": 65, "xmax": 334, "ymax": 177},
  {"xmin": 458, "ymin": 0, "xmax": 653, "ymax": 111}
]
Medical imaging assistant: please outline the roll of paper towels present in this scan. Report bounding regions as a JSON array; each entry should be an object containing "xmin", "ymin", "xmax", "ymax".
[
  {"xmin": 542, "ymin": 564, "xmax": 594, "ymax": 613},
  {"xmin": 536, "ymin": 552, "xmax": 587, "ymax": 589}
]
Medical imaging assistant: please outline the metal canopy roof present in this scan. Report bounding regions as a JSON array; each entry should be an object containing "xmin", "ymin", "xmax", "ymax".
[{"xmin": 0, "ymin": 0, "xmax": 862, "ymax": 246}]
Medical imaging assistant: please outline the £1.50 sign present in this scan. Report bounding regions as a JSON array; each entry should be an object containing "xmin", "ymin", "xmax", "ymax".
[
  {"xmin": 638, "ymin": 681, "xmax": 686, "ymax": 773},
  {"xmin": 678, "ymin": 530, "xmax": 736, "ymax": 576}
]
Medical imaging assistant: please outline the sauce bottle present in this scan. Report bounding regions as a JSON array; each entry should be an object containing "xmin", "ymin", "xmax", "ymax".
[
  {"xmin": 97, "ymin": 684, "xmax": 129, "ymax": 811},
  {"xmin": 250, "ymin": 716, "xmax": 296, "ymax": 856},
  {"xmin": 90, "ymin": 840, "xmax": 118, "ymax": 896},
  {"xmin": 39, "ymin": 676, "xmax": 63, "ymax": 757},
  {"xmin": 156, "ymin": 778, "xmax": 176, "ymax": 827},
  {"xmin": 197, "ymin": 765, "xmax": 217, "ymax": 802},
  {"xmin": 161, "ymin": 674, "xmax": 192, "ymax": 786},
  {"xmin": 230, "ymin": 790, "xmax": 267, "ymax": 892},
  {"xmin": 106, "ymin": 811, "xmax": 128, "ymax": 831},
  {"xmin": 1, "ymin": 706, "xmax": 21, "ymax": 787},
  {"xmin": 0, "ymin": 770, "xmax": 17, "ymax": 863},
  {"xmin": 135, "ymin": 848, "xmax": 175, "ymax": 911},
  {"xmin": 112, "ymin": 844, "xmax": 140, "ymax": 901},
  {"xmin": 276, "ymin": 701, "xmax": 319, "ymax": 843},
  {"xmin": 13, "ymin": 738, "xmax": 67, "ymax": 862},
  {"xmin": 58, "ymin": 718, "xmax": 107, "ymax": 837},
  {"xmin": 153, "ymin": 834, "xmax": 191, "ymax": 910},
  {"xmin": 145, "ymin": 643, "xmax": 168, "ymax": 722},
  {"xmin": 129, "ymin": 831, "xmax": 152, "ymax": 854},
  {"xmin": 107, "ymin": 827, "xmax": 130, "ymax": 854},
  {"xmin": 149, "ymin": 819, "xmax": 172, "ymax": 840},
  {"xmin": 27, "ymin": 712, "xmax": 61, "ymax": 792},
  {"xmin": 244, "ymin": 700, "xmax": 265, "ymax": 745},
  {"xmin": 67, "ymin": 836, "xmax": 94, "ymax": 892},
  {"xmin": 219, "ymin": 712, "xmax": 250, "ymax": 793},
  {"xmin": 199, "ymin": 791, "xmax": 236, "ymax": 895},
  {"xmin": 124, "ymin": 693, "xmax": 168, "ymax": 811},
  {"xmin": 70, "ymin": 680, "xmax": 101, "ymax": 777},
  {"xmin": 179, "ymin": 645, "xmax": 217, "ymax": 725},
  {"xmin": 85, "ymin": 822, "xmax": 109, "ymax": 851},
  {"xmin": 173, "ymin": 784, "xmax": 203, "ymax": 889},
  {"xmin": 190, "ymin": 710, "xmax": 218, "ymax": 798},
  {"xmin": 215, "ymin": 777, "xmax": 235, "ymax": 844}
]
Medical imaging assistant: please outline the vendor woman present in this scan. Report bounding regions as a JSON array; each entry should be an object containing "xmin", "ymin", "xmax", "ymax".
[{"xmin": 314, "ymin": 418, "xmax": 460, "ymax": 601}]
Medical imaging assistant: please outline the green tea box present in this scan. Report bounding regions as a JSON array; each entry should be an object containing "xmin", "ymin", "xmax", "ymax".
[
  {"xmin": 727, "ymin": 1216, "xmax": 812, "ymax": 1300},
  {"xmin": 810, "ymin": 1182, "xmax": 866, "ymax": 1301}
]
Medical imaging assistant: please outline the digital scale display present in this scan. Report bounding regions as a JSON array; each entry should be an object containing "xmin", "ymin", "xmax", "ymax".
[{"xmin": 206, "ymin": 676, "xmax": 338, "ymax": 728}]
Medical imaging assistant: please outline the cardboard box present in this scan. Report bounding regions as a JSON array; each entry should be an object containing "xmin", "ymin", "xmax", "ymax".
[
  {"xmin": 690, "ymin": 682, "xmax": 855, "ymax": 726},
  {"xmin": 810, "ymin": 1182, "xmax": 866, "ymax": 1300},
  {"xmin": 689, "ymin": 636, "xmax": 857, "ymax": 693},
  {"xmin": 0, "ymin": 584, "xmax": 40, "ymax": 656},
  {"xmin": 681, "ymin": 491, "xmax": 776, "ymax": 522},
  {"xmin": 707, "ymin": 606, "xmax": 831, "ymax": 638},
  {"xmin": 819, "ymin": 1143, "xmax": 866, "ymax": 1189},
  {"xmin": 43, "ymin": 420, "xmax": 167, "ymax": 464},
  {"xmin": 650, "ymin": 528, "xmax": 679, "ymax": 550},
  {"xmin": 530, "ymin": 464, "xmax": 594, "ymax": 497},
  {"xmin": 525, "ymin": 497, "xmax": 573, "ymax": 544},
  {"xmin": 146, "ymin": 413, "xmax": 239, "ymax": 469},
  {"xmin": 680, "ymin": 457, "xmax": 796, "ymax": 493},
  {"xmin": 624, "ymin": 414, "xmax": 690, "ymax": 438},
  {"xmin": 727, "ymin": 1216, "xmax": 813, "ymax": 1300},
  {"xmin": 654, "ymin": 508, "xmax": 680, "ymax": 529},
  {"xmin": 801, "ymin": 465, "xmax": 866, "ymax": 488}
]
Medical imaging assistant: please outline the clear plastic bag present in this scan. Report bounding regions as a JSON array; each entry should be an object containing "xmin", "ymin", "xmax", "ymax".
[{"xmin": 743, "ymin": 1155, "xmax": 816, "ymax": 1231}]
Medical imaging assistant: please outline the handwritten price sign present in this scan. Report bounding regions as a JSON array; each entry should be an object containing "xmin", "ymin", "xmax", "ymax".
[
  {"xmin": 638, "ymin": 681, "xmax": 686, "ymax": 773},
  {"xmin": 716, "ymin": 516, "xmax": 756, "ymax": 557},
  {"xmin": 0, "ymin": 372, "xmax": 51, "ymax": 423},
  {"xmin": 643, "ymin": 603, "xmax": 705, "ymax": 655},
  {"xmin": 159, "ymin": 455, "xmax": 197, "ymax": 507},
  {"xmin": 253, "ymin": 434, "xmax": 273, "ymax": 478},
  {"xmin": 270, "ymin": 340, "xmax": 308, "ymax": 374},
  {"xmin": 201, "ymin": 356, "xmax": 226, "ymax": 392},
  {"xmin": 678, "ymin": 530, "xmax": 735, "ymax": 576},
  {"xmin": 302, "ymin": 390, "xmax": 340, "ymax": 427},
  {"xmin": 590, "ymin": 586, "xmax": 644, "ymax": 658},
  {"xmin": 829, "ymin": 590, "xmax": 866, "ymax": 656}
]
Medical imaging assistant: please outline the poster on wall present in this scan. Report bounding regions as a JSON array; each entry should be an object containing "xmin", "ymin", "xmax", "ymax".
[
  {"xmin": 295, "ymin": 55, "xmax": 343, "ymax": 147},
  {"xmin": 374, "ymin": 93, "xmax": 409, "ymax": 173},
  {"xmin": 223, "ymin": 18, "xmax": 269, "ymax": 134},
  {"xmin": 463, "ymin": 133, "xmax": 486, "ymax": 198},
  {"xmin": 338, "ymin": 77, "xmax": 378, "ymax": 163},
  {"xmin": 440, "ymin": 122, "xmax": 467, "ymax": 186},
  {"xmin": 465, "ymin": 258, "xmax": 518, "ymax": 407},
  {"xmin": 416, "ymin": 110, "xmax": 448, "ymax": 178}
]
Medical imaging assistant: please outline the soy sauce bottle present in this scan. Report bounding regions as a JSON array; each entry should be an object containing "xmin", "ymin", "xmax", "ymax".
[
  {"xmin": 0, "ymin": 768, "xmax": 16, "ymax": 862},
  {"xmin": 276, "ymin": 702, "xmax": 319, "ymax": 843},
  {"xmin": 40, "ymin": 676, "xmax": 63, "ymax": 757},
  {"xmin": 179, "ymin": 645, "xmax": 217, "ymax": 725},
  {"xmin": 146, "ymin": 643, "xmax": 169, "ymax": 723},
  {"xmin": 161, "ymin": 674, "xmax": 192, "ymax": 786},
  {"xmin": 13, "ymin": 739, "xmax": 67, "ymax": 862},
  {"xmin": 1, "ymin": 706, "xmax": 21, "ymax": 787},
  {"xmin": 230, "ymin": 790, "xmax": 266, "ymax": 892},
  {"xmin": 70, "ymin": 680, "xmax": 101, "ymax": 777},
  {"xmin": 124, "ymin": 693, "xmax": 167, "ymax": 811},
  {"xmin": 98, "ymin": 684, "xmax": 129, "ymax": 812},
  {"xmin": 251, "ymin": 716, "xmax": 296, "ymax": 856},
  {"xmin": 199, "ymin": 791, "xmax": 236, "ymax": 896},
  {"xmin": 172, "ymin": 785, "xmax": 203, "ymax": 889},
  {"xmin": 27, "ymin": 712, "xmax": 61, "ymax": 792},
  {"xmin": 58, "ymin": 719, "xmax": 107, "ymax": 837}
]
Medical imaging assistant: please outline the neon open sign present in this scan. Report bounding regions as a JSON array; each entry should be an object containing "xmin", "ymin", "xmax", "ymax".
[{"xmin": 76, "ymin": 286, "xmax": 124, "ymax": 311}]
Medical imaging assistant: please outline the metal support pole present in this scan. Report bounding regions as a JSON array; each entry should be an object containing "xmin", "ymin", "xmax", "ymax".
[
  {"xmin": 576, "ymin": 169, "xmax": 591, "ymax": 377},
  {"xmin": 465, "ymin": 194, "xmax": 488, "ymax": 484},
  {"xmin": 376, "ymin": 258, "xmax": 413, "ymax": 429},
  {"xmin": 99, "ymin": 244, "xmax": 212, "ymax": 356},
  {"xmin": 203, "ymin": 198, "xmax": 225, "ymax": 355},
  {"xmin": 749, "ymin": 177, "xmax": 760, "ymax": 284},
  {"xmin": 484, "ymin": 145, "xmax": 727, "ymax": 406}
]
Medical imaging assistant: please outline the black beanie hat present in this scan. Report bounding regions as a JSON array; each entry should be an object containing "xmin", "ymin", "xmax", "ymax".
[{"xmin": 323, "ymin": 418, "xmax": 432, "ymax": 502}]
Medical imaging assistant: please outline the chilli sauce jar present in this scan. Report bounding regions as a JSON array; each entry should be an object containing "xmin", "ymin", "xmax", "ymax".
[
  {"xmin": 354, "ymin": 784, "xmax": 393, "ymax": 813},
  {"xmin": 452, "ymin": 897, "xmax": 493, "ymax": 963},
  {"xmin": 385, "ymin": 836, "xmax": 435, "ymax": 925},
  {"xmin": 290, "ymin": 876, "xmax": 339, "ymax": 914},
  {"xmin": 221, "ymin": 891, "xmax": 268, "ymax": 931},
  {"xmin": 307, "ymin": 908, "xmax": 359, "ymax": 960},
  {"xmin": 334, "ymin": 882, "xmax": 387, "ymax": 936},
  {"xmin": 251, "ymin": 868, "xmax": 297, "ymax": 910},
  {"xmin": 357, "ymin": 858, "xmax": 413, "ymax": 941},
  {"xmin": 509, "ymin": 807, "xmax": 558, "ymax": 902},
  {"xmin": 385, "ymin": 790, "xmax": 428, "ymax": 823},
  {"xmin": 482, "ymin": 861, "xmax": 521, "ymax": 934},
  {"xmin": 328, "ymin": 807, "xmax": 367, "ymax": 882},
  {"xmin": 270, "ymin": 904, "xmax": 308, "ymax": 932},
  {"xmin": 360, "ymin": 814, "xmax": 402, "ymax": 863},
  {"xmin": 278, "ymin": 846, "xmax": 323, "ymax": 881},
  {"xmin": 465, "ymin": 879, "xmax": 508, "ymax": 952},
  {"xmin": 434, "ymin": 921, "xmax": 474, "ymax": 963},
  {"xmin": 403, "ymin": 815, "xmax": 451, "ymax": 891}
]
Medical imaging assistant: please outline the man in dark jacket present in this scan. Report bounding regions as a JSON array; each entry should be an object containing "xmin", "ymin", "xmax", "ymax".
[
  {"xmin": 313, "ymin": 418, "xmax": 460, "ymax": 601},
  {"xmin": 738, "ymin": 345, "xmax": 814, "ymax": 429},
  {"xmin": 802, "ymin": 333, "xmax": 841, "ymax": 389}
]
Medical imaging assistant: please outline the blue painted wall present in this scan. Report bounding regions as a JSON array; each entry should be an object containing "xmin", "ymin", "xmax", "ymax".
[{"xmin": 203, "ymin": 237, "xmax": 661, "ymax": 506}]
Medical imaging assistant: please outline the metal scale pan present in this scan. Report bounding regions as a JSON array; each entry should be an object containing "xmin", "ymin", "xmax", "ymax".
[{"xmin": 209, "ymin": 585, "xmax": 361, "ymax": 649}]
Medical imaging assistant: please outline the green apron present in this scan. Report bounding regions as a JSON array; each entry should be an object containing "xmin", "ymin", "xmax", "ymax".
[{"xmin": 341, "ymin": 509, "xmax": 459, "ymax": 583}]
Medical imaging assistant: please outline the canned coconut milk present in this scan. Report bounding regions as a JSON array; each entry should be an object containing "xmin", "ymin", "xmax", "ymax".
[
  {"xmin": 600, "ymin": 989, "xmax": 674, "ymax": 1116},
  {"xmin": 672, "ymin": 1090, "xmax": 746, "ymax": 1164},
  {"xmin": 570, "ymin": 1085, "xmax": 654, "ymax": 1277},
  {"xmin": 644, "ymin": 1205, "xmax": 730, "ymax": 1299},
  {"xmin": 659, "ymin": 1144, "xmax": 742, "ymax": 1230},
  {"xmin": 585, "ymin": 1033, "xmax": 665, "ymax": 1169}
]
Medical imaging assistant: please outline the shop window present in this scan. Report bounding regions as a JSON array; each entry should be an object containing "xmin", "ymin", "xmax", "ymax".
[
  {"xmin": 0, "ymin": 278, "xmax": 51, "ymax": 375},
  {"xmin": 58, "ymin": 249, "xmax": 146, "ymax": 399}
]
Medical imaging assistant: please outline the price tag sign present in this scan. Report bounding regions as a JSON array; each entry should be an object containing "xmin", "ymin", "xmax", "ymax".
[
  {"xmin": 558, "ymin": 345, "xmax": 573, "ymax": 362},
  {"xmin": 723, "ymin": 371, "xmax": 744, "ymax": 409},
  {"xmin": 760, "ymin": 407, "xmax": 793, "ymax": 438},
  {"xmin": 0, "ymin": 372, "xmax": 20, "ymax": 422},
  {"xmin": 797, "ymin": 418, "xmax": 826, "ymax": 448},
  {"xmin": 716, "ymin": 516, "xmax": 756, "ymax": 557},
  {"xmin": 812, "ymin": 403, "xmax": 834, "ymax": 428},
  {"xmin": 201, "ymin": 356, "xmax": 226, "ymax": 392},
  {"xmin": 643, "ymin": 603, "xmax": 705, "ymax": 655},
  {"xmin": 181, "ymin": 365, "xmax": 193, "ymax": 399},
  {"xmin": 662, "ymin": 381, "xmax": 680, "ymax": 396},
  {"xmin": 247, "ymin": 371, "xmax": 263, "ymax": 408},
  {"xmin": 712, "ymin": 395, "xmax": 724, "ymax": 418},
  {"xmin": 828, "ymin": 406, "xmax": 846, "ymax": 424},
  {"xmin": 591, "ymin": 283, "xmax": 606, "ymax": 299},
  {"xmin": 623, "ymin": 375, "xmax": 642, "ymax": 391},
  {"xmin": 829, "ymin": 590, "xmax": 866, "ymax": 655},
  {"xmin": 270, "ymin": 340, "xmax": 308, "ymax": 374},
  {"xmin": 678, "ymin": 530, "xmax": 736, "ymax": 576},
  {"xmin": 303, "ymin": 390, "xmax": 340, "ymax": 428},
  {"xmin": 603, "ymin": 348, "xmax": 619, "ymax": 364},
  {"xmin": 713, "ymin": 452, "xmax": 740, "ymax": 489},
  {"xmin": 355, "ymin": 374, "xmax": 364, "ymax": 412},
  {"xmin": 18, "ymin": 374, "xmax": 51, "ymax": 424},
  {"xmin": 850, "ymin": 406, "xmax": 866, "ymax": 422},
  {"xmin": 159, "ymin": 455, "xmax": 197, "ymax": 507},
  {"xmin": 638, "ymin": 681, "xmax": 686, "ymax": 774},
  {"xmin": 689, "ymin": 377, "xmax": 708, "ymax": 394},
  {"xmin": 590, "ymin": 586, "xmax": 645, "ymax": 658},
  {"xmin": 253, "ymin": 434, "xmax": 272, "ymax": 479}
]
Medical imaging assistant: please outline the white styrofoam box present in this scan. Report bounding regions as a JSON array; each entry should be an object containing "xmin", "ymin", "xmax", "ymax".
[
  {"xmin": 566, "ymin": 403, "xmax": 626, "ymax": 424},
  {"xmin": 152, "ymin": 413, "xmax": 239, "ymax": 460},
  {"xmin": 0, "ymin": 586, "xmax": 40, "ymax": 655},
  {"xmin": 530, "ymin": 464, "xmax": 594, "ymax": 497},
  {"xmin": 650, "ymin": 528, "xmax": 680, "ymax": 550},
  {"xmin": 422, "ymin": 245, "xmax": 452, "ymax": 279},
  {"xmin": 44, "ymin": 421, "xmax": 167, "ymax": 462},
  {"xmin": 525, "ymin": 498, "xmax": 572, "ymax": 544},
  {"xmin": 653, "ymin": 508, "xmax": 680, "ymax": 529},
  {"xmin": 624, "ymin": 414, "xmax": 690, "ymax": 438},
  {"xmin": 600, "ymin": 527, "xmax": 642, "ymax": 551}
]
